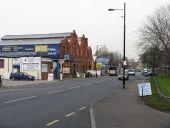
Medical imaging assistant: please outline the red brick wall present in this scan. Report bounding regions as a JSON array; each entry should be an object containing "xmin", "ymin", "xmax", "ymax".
[{"xmin": 60, "ymin": 30, "xmax": 92, "ymax": 77}]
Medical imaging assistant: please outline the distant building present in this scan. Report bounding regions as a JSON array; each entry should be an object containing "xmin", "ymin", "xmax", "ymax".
[
  {"xmin": 127, "ymin": 58, "xmax": 135, "ymax": 69},
  {"xmin": 0, "ymin": 30, "xmax": 92, "ymax": 79}
]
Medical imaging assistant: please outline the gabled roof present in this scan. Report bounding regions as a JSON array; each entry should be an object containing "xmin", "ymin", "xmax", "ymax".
[{"xmin": 1, "ymin": 32, "xmax": 72, "ymax": 40}]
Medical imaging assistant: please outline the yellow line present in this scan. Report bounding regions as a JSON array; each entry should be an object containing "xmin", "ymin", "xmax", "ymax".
[
  {"xmin": 65, "ymin": 112, "xmax": 75, "ymax": 117},
  {"xmin": 79, "ymin": 107, "xmax": 86, "ymax": 111},
  {"xmin": 46, "ymin": 120, "xmax": 59, "ymax": 126}
]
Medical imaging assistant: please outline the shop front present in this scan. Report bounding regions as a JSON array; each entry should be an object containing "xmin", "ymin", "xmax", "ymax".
[{"xmin": 0, "ymin": 44, "xmax": 60, "ymax": 80}]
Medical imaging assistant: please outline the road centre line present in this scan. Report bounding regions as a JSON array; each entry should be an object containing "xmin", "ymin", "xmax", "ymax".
[
  {"xmin": 79, "ymin": 107, "xmax": 86, "ymax": 111},
  {"xmin": 65, "ymin": 112, "xmax": 75, "ymax": 117},
  {"xmin": 3, "ymin": 96, "xmax": 36, "ymax": 104},
  {"xmin": 47, "ymin": 90, "xmax": 63, "ymax": 95},
  {"xmin": 69, "ymin": 86, "xmax": 81, "ymax": 90},
  {"xmin": 46, "ymin": 120, "xmax": 59, "ymax": 126},
  {"xmin": 85, "ymin": 83, "xmax": 92, "ymax": 86}
]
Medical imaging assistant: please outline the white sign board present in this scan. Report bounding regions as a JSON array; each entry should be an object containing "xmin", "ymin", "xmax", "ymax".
[
  {"xmin": 21, "ymin": 57, "xmax": 41, "ymax": 71},
  {"xmin": 42, "ymin": 64, "xmax": 48, "ymax": 72},
  {"xmin": 138, "ymin": 83, "xmax": 152, "ymax": 96},
  {"xmin": 63, "ymin": 68, "xmax": 70, "ymax": 74},
  {"xmin": 13, "ymin": 58, "xmax": 20, "ymax": 66}
]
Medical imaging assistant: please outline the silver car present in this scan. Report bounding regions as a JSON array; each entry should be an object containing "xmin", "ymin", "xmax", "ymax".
[{"xmin": 118, "ymin": 73, "xmax": 129, "ymax": 80}]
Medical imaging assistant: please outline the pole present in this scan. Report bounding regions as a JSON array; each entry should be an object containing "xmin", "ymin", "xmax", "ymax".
[
  {"xmin": 123, "ymin": 2, "xmax": 126, "ymax": 88},
  {"xmin": 96, "ymin": 45, "xmax": 98, "ymax": 78},
  {"xmin": 60, "ymin": 59, "xmax": 63, "ymax": 81}
]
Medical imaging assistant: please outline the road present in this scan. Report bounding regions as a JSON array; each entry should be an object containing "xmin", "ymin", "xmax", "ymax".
[{"xmin": 0, "ymin": 76, "xmax": 136, "ymax": 128}]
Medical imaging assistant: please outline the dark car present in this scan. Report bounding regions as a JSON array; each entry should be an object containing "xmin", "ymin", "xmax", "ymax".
[
  {"xmin": 144, "ymin": 71, "xmax": 158, "ymax": 77},
  {"xmin": 141, "ymin": 70, "xmax": 148, "ymax": 75},
  {"xmin": 10, "ymin": 72, "xmax": 35, "ymax": 81}
]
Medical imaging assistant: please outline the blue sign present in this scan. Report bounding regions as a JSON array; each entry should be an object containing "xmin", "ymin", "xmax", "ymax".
[
  {"xmin": 0, "ymin": 44, "xmax": 60, "ymax": 58},
  {"xmin": 41, "ymin": 44, "xmax": 60, "ymax": 58},
  {"xmin": 0, "ymin": 45, "xmax": 35, "ymax": 52}
]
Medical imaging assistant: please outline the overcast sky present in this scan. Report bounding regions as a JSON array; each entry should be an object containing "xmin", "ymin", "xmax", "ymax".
[{"xmin": 0, "ymin": 0, "xmax": 170, "ymax": 61}]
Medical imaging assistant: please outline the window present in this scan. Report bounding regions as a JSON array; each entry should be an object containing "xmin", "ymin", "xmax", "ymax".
[{"xmin": 0, "ymin": 59, "xmax": 4, "ymax": 68}]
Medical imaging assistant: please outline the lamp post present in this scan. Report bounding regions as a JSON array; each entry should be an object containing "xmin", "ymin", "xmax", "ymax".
[{"xmin": 108, "ymin": 2, "xmax": 126, "ymax": 88}]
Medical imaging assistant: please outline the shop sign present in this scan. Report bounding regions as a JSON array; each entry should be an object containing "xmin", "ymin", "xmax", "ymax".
[
  {"xmin": 22, "ymin": 63, "xmax": 40, "ymax": 70},
  {"xmin": 0, "ymin": 45, "xmax": 35, "ymax": 52},
  {"xmin": 42, "ymin": 64, "xmax": 48, "ymax": 72},
  {"xmin": 21, "ymin": 57, "xmax": 40, "ymax": 63},
  {"xmin": 0, "ymin": 44, "xmax": 60, "ymax": 59},
  {"xmin": 63, "ymin": 68, "xmax": 70, "ymax": 74},
  {"xmin": 35, "ymin": 45, "xmax": 48, "ymax": 52},
  {"xmin": 13, "ymin": 58, "xmax": 20, "ymax": 66},
  {"xmin": 63, "ymin": 54, "xmax": 74, "ymax": 61},
  {"xmin": 21, "ymin": 57, "xmax": 41, "ymax": 71},
  {"xmin": 96, "ymin": 63, "xmax": 103, "ymax": 69}
]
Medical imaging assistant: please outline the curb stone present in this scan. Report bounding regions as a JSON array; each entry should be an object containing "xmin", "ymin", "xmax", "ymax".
[{"xmin": 90, "ymin": 89, "xmax": 117, "ymax": 128}]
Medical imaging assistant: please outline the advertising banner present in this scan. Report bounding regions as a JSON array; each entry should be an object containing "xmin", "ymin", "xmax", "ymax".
[
  {"xmin": 21, "ymin": 57, "xmax": 41, "ymax": 71},
  {"xmin": 0, "ymin": 44, "xmax": 60, "ymax": 58}
]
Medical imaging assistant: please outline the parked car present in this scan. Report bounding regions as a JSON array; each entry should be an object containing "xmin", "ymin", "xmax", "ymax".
[
  {"xmin": 85, "ymin": 72, "xmax": 93, "ymax": 78},
  {"xmin": 144, "ymin": 71, "xmax": 158, "ymax": 77},
  {"xmin": 118, "ymin": 73, "xmax": 129, "ymax": 80},
  {"xmin": 141, "ymin": 68, "xmax": 149, "ymax": 75},
  {"xmin": 10, "ymin": 72, "xmax": 35, "ymax": 81},
  {"xmin": 86, "ymin": 70, "xmax": 101, "ymax": 77},
  {"xmin": 128, "ymin": 69, "xmax": 135, "ymax": 76}
]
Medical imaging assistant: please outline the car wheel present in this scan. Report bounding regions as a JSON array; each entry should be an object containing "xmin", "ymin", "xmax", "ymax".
[
  {"xmin": 12, "ymin": 77, "xmax": 15, "ymax": 80},
  {"xmin": 26, "ymin": 78, "xmax": 29, "ymax": 81},
  {"xmin": 31, "ymin": 77, "xmax": 35, "ymax": 81}
]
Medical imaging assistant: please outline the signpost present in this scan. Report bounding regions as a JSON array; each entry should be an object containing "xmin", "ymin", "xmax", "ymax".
[{"xmin": 138, "ymin": 83, "xmax": 152, "ymax": 101}]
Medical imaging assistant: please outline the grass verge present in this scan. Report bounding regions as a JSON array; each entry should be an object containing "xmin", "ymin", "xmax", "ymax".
[{"xmin": 145, "ymin": 76, "xmax": 170, "ymax": 111}]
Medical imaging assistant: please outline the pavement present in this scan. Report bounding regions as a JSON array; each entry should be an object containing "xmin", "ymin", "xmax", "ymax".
[
  {"xmin": 91, "ymin": 79, "xmax": 170, "ymax": 128},
  {"xmin": 1, "ymin": 79, "xmax": 58, "ymax": 88}
]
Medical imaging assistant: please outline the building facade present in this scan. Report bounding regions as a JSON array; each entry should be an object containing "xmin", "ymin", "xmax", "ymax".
[{"xmin": 0, "ymin": 30, "xmax": 92, "ymax": 79}]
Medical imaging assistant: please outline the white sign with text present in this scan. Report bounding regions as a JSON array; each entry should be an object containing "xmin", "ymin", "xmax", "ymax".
[{"xmin": 138, "ymin": 83, "xmax": 152, "ymax": 96}]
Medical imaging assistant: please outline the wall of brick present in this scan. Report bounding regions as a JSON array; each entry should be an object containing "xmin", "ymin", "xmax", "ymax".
[{"xmin": 60, "ymin": 30, "xmax": 92, "ymax": 78}]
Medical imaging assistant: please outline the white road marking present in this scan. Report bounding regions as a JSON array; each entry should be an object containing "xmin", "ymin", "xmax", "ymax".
[
  {"xmin": 85, "ymin": 83, "xmax": 92, "ymax": 86},
  {"xmin": 0, "ymin": 89, "xmax": 25, "ymax": 93},
  {"xmin": 47, "ymin": 90, "xmax": 63, "ymax": 95},
  {"xmin": 3, "ymin": 96, "xmax": 36, "ymax": 104},
  {"xmin": 46, "ymin": 120, "xmax": 59, "ymax": 126},
  {"xmin": 65, "ymin": 112, "xmax": 75, "ymax": 117},
  {"xmin": 69, "ymin": 86, "xmax": 81, "ymax": 90},
  {"xmin": 79, "ymin": 107, "xmax": 86, "ymax": 111}
]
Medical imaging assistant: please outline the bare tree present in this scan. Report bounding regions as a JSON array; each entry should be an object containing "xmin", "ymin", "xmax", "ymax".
[
  {"xmin": 139, "ymin": 47, "xmax": 160, "ymax": 72},
  {"xmin": 137, "ymin": 4, "xmax": 170, "ymax": 72}
]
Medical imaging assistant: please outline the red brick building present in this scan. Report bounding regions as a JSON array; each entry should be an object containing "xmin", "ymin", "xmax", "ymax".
[
  {"xmin": 60, "ymin": 30, "xmax": 93, "ymax": 78},
  {"xmin": 0, "ymin": 30, "xmax": 92, "ymax": 79}
]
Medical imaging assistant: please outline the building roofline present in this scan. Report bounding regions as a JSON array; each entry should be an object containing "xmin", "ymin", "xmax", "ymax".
[{"xmin": 1, "ymin": 32, "xmax": 72, "ymax": 40}]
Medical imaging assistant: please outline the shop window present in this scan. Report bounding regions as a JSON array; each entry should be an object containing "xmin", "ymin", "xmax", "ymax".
[{"xmin": 0, "ymin": 59, "xmax": 4, "ymax": 68}]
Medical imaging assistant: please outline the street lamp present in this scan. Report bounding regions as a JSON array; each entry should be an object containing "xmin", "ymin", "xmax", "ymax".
[{"xmin": 108, "ymin": 2, "xmax": 126, "ymax": 88}]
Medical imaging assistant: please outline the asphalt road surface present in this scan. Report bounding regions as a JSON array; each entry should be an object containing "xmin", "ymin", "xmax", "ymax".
[{"xmin": 0, "ymin": 75, "xmax": 136, "ymax": 128}]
